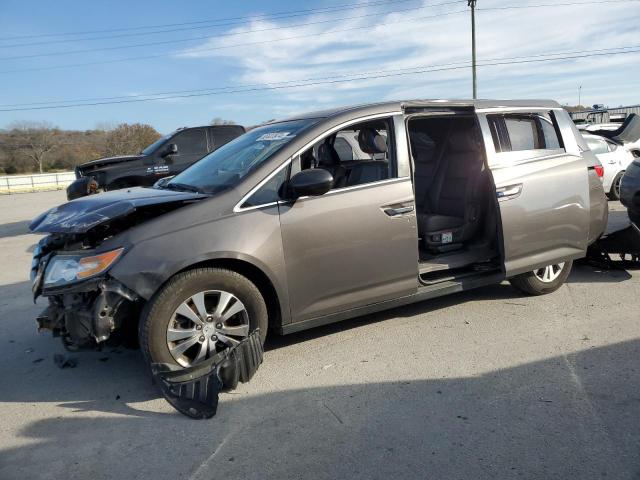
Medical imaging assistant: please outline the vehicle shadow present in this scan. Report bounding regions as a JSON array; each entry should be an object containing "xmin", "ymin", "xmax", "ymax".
[
  {"xmin": 568, "ymin": 261, "xmax": 634, "ymax": 283},
  {"xmin": 1, "ymin": 339, "xmax": 639, "ymax": 480},
  {"xmin": 266, "ymin": 282, "xmax": 524, "ymax": 351},
  {"xmin": 0, "ymin": 220, "xmax": 31, "ymax": 239}
]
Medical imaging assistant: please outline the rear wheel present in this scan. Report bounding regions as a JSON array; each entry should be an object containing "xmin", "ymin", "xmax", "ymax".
[
  {"xmin": 509, "ymin": 260, "xmax": 573, "ymax": 296},
  {"xmin": 139, "ymin": 268, "xmax": 268, "ymax": 368},
  {"xmin": 607, "ymin": 171, "xmax": 624, "ymax": 201}
]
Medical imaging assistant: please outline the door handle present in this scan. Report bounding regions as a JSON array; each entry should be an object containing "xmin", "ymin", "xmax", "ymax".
[
  {"xmin": 496, "ymin": 183, "xmax": 523, "ymax": 201},
  {"xmin": 384, "ymin": 205, "xmax": 414, "ymax": 216}
]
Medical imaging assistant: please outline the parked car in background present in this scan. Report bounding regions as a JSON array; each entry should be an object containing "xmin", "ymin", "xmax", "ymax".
[
  {"xmin": 30, "ymin": 99, "xmax": 607, "ymax": 371},
  {"xmin": 583, "ymin": 133, "xmax": 635, "ymax": 200},
  {"xmin": 67, "ymin": 124, "xmax": 245, "ymax": 200}
]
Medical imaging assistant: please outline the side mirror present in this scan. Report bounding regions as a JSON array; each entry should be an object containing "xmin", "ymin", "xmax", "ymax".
[
  {"xmin": 153, "ymin": 176, "xmax": 174, "ymax": 189},
  {"xmin": 162, "ymin": 143, "xmax": 178, "ymax": 158},
  {"xmin": 288, "ymin": 169, "xmax": 333, "ymax": 198}
]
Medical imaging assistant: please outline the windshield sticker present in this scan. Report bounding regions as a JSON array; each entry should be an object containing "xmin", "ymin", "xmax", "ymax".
[{"xmin": 256, "ymin": 132, "xmax": 293, "ymax": 142}]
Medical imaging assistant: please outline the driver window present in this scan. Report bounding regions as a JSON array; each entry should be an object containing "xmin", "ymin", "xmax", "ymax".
[{"xmin": 292, "ymin": 118, "xmax": 396, "ymax": 190}]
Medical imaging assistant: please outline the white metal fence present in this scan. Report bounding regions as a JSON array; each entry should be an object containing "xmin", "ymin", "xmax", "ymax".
[{"xmin": 0, "ymin": 171, "xmax": 75, "ymax": 194}]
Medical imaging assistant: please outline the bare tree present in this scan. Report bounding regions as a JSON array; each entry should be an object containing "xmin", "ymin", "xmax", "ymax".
[
  {"xmin": 211, "ymin": 117, "xmax": 237, "ymax": 126},
  {"xmin": 104, "ymin": 123, "xmax": 161, "ymax": 156},
  {"xmin": 7, "ymin": 121, "xmax": 58, "ymax": 173}
]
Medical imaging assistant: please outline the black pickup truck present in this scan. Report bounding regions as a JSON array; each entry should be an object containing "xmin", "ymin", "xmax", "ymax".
[{"xmin": 67, "ymin": 124, "xmax": 245, "ymax": 200}]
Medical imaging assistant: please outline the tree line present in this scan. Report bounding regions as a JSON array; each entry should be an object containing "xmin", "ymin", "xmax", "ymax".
[{"xmin": 0, "ymin": 121, "xmax": 161, "ymax": 175}]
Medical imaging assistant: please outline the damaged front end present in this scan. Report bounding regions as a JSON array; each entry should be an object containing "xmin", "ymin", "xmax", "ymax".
[
  {"xmin": 30, "ymin": 188, "xmax": 208, "ymax": 350},
  {"xmin": 32, "ymin": 236, "xmax": 141, "ymax": 350}
]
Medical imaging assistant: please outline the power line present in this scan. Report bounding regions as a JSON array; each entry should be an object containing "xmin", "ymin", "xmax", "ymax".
[
  {"xmin": 3, "ymin": 45, "xmax": 637, "ymax": 108},
  {"xmin": 2, "ymin": 0, "xmax": 634, "ymax": 45},
  {"xmin": 0, "ymin": 0, "xmax": 424, "ymax": 42},
  {"xmin": 477, "ymin": 0, "xmax": 639, "ymax": 11},
  {"xmin": 2, "ymin": 0, "xmax": 638, "ymax": 74},
  {"xmin": 0, "ymin": 8, "xmax": 469, "ymax": 73},
  {"xmin": 0, "ymin": 1, "xmax": 463, "ymax": 60},
  {"xmin": 0, "ymin": 0, "xmax": 434, "ymax": 48},
  {"xmin": 1, "ymin": 48, "xmax": 638, "ymax": 112}
]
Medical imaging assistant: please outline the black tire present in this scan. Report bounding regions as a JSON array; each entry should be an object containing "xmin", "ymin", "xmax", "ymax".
[
  {"xmin": 139, "ymin": 267, "xmax": 268, "ymax": 367},
  {"xmin": 509, "ymin": 260, "xmax": 573, "ymax": 296},
  {"xmin": 607, "ymin": 171, "xmax": 624, "ymax": 201}
]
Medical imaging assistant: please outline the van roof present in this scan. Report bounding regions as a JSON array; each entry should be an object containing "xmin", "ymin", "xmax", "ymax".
[{"xmin": 278, "ymin": 99, "xmax": 562, "ymax": 123}]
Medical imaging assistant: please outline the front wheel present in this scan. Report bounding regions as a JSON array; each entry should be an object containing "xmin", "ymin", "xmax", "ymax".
[
  {"xmin": 139, "ymin": 268, "xmax": 268, "ymax": 368},
  {"xmin": 509, "ymin": 260, "xmax": 573, "ymax": 296}
]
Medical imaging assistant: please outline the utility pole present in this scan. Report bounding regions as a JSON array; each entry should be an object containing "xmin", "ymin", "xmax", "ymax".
[
  {"xmin": 578, "ymin": 85, "xmax": 582, "ymax": 106},
  {"xmin": 468, "ymin": 0, "xmax": 477, "ymax": 99}
]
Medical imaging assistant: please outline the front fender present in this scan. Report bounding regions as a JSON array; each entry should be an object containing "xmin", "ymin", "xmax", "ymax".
[{"xmin": 108, "ymin": 205, "xmax": 290, "ymax": 324}]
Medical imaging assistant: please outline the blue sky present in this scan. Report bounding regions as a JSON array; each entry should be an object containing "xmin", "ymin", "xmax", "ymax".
[{"xmin": 0, "ymin": 0, "xmax": 639, "ymax": 133}]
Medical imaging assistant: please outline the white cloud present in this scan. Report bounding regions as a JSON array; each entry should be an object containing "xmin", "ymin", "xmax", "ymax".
[{"xmin": 175, "ymin": 0, "xmax": 640, "ymax": 115}]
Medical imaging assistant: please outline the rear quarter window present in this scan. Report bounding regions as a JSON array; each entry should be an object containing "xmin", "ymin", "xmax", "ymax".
[{"xmin": 488, "ymin": 111, "xmax": 565, "ymax": 154}]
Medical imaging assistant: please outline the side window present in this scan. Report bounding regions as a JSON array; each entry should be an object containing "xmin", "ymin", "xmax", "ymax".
[
  {"xmin": 241, "ymin": 165, "xmax": 289, "ymax": 208},
  {"xmin": 585, "ymin": 137, "xmax": 609, "ymax": 155},
  {"xmin": 505, "ymin": 116, "xmax": 538, "ymax": 150},
  {"xmin": 489, "ymin": 111, "xmax": 564, "ymax": 153},
  {"xmin": 293, "ymin": 118, "xmax": 396, "ymax": 190},
  {"xmin": 172, "ymin": 129, "xmax": 208, "ymax": 155}
]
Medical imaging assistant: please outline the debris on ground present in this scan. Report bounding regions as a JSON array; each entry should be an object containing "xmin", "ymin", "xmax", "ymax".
[
  {"xmin": 24, "ymin": 347, "xmax": 34, "ymax": 353},
  {"xmin": 151, "ymin": 329, "xmax": 264, "ymax": 419},
  {"xmin": 54, "ymin": 353, "xmax": 78, "ymax": 369},
  {"xmin": 32, "ymin": 358, "xmax": 44, "ymax": 364},
  {"xmin": 583, "ymin": 224, "xmax": 640, "ymax": 269},
  {"xmin": 99, "ymin": 357, "xmax": 109, "ymax": 362}
]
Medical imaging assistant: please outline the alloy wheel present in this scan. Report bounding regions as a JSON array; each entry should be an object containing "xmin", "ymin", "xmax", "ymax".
[
  {"xmin": 533, "ymin": 263, "xmax": 565, "ymax": 283},
  {"xmin": 614, "ymin": 175, "xmax": 622, "ymax": 199},
  {"xmin": 166, "ymin": 290, "xmax": 249, "ymax": 367}
]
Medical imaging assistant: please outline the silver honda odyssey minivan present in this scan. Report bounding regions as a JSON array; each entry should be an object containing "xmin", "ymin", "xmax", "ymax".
[{"xmin": 30, "ymin": 100, "xmax": 608, "ymax": 368}]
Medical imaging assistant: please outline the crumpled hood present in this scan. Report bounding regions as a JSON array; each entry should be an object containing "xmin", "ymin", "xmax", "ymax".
[
  {"xmin": 77, "ymin": 155, "xmax": 143, "ymax": 172},
  {"xmin": 29, "ymin": 187, "xmax": 208, "ymax": 234}
]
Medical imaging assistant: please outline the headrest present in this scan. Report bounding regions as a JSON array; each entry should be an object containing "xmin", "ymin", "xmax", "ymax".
[
  {"xmin": 448, "ymin": 128, "xmax": 481, "ymax": 153},
  {"xmin": 358, "ymin": 128, "xmax": 387, "ymax": 154},
  {"xmin": 317, "ymin": 142, "xmax": 340, "ymax": 167}
]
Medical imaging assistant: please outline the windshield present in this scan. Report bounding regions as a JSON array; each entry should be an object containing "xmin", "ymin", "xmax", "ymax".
[
  {"xmin": 141, "ymin": 132, "xmax": 172, "ymax": 155},
  {"xmin": 167, "ymin": 119, "xmax": 315, "ymax": 194}
]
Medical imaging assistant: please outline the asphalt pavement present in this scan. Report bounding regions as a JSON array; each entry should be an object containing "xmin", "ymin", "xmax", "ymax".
[{"xmin": 0, "ymin": 190, "xmax": 638, "ymax": 480}]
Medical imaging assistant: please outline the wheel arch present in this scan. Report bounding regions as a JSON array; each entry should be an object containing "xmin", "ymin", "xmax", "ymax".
[{"xmin": 171, "ymin": 257, "xmax": 285, "ymax": 332}]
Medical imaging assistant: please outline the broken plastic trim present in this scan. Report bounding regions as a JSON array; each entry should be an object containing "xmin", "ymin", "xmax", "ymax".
[
  {"xmin": 585, "ymin": 223, "xmax": 640, "ymax": 268},
  {"xmin": 151, "ymin": 329, "xmax": 263, "ymax": 419}
]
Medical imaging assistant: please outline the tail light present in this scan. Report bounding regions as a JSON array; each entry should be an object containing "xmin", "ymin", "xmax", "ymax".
[{"xmin": 594, "ymin": 165, "xmax": 604, "ymax": 178}]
